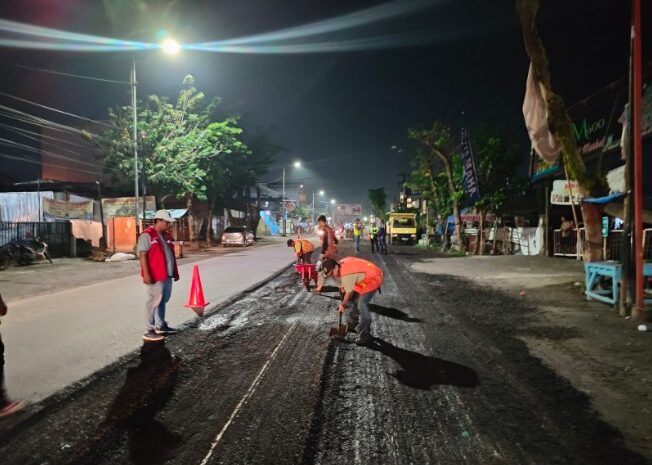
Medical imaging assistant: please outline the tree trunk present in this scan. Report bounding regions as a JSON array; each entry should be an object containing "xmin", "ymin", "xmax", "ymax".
[
  {"xmin": 474, "ymin": 209, "xmax": 485, "ymax": 255},
  {"xmin": 442, "ymin": 158, "xmax": 463, "ymax": 249},
  {"xmin": 580, "ymin": 203, "xmax": 603, "ymax": 262}
]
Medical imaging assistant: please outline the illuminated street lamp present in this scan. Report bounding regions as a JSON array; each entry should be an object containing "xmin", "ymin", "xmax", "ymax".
[{"xmin": 161, "ymin": 38, "xmax": 180, "ymax": 55}]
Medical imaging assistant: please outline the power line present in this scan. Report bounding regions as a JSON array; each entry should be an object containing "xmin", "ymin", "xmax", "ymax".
[
  {"xmin": 11, "ymin": 64, "xmax": 131, "ymax": 85},
  {"xmin": 0, "ymin": 121, "xmax": 95, "ymax": 151},
  {"xmin": 0, "ymin": 105, "xmax": 118, "ymax": 144},
  {"xmin": 0, "ymin": 152, "xmax": 106, "ymax": 178},
  {"xmin": 0, "ymin": 124, "xmax": 88, "ymax": 159},
  {"xmin": 0, "ymin": 136, "xmax": 102, "ymax": 169},
  {"xmin": 0, "ymin": 91, "xmax": 116, "ymax": 127}
]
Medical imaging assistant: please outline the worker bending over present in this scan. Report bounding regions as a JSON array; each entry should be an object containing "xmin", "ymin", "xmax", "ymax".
[{"xmin": 287, "ymin": 238, "xmax": 315, "ymax": 264}]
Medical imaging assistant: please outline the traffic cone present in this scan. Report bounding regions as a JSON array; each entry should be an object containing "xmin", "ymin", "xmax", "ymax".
[{"xmin": 185, "ymin": 265, "xmax": 209, "ymax": 317}]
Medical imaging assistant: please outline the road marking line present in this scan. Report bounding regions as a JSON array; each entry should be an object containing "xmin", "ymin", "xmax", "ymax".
[{"xmin": 199, "ymin": 321, "xmax": 299, "ymax": 465}]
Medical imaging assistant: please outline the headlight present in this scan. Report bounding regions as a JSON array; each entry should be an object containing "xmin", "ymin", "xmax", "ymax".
[
  {"xmin": 410, "ymin": 234, "xmax": 417, "ymax": 238},
  {"xmin": 392, "ymin": 234, "xmax": 398, "ymax": 237}
]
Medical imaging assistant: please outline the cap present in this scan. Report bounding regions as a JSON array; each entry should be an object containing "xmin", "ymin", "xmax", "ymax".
[{"xmin": 154, "ymin": 209, "xmax": 175, "ymax": 223}]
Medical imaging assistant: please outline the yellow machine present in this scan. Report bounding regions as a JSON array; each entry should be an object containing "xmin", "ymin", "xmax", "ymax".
[{"xmin": 387, "ymin": 212, "xmax": 418, "ymax": 245}]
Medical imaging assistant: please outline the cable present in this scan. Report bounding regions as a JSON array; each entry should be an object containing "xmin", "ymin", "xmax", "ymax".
[
  {"xmin": 11, "ymin": 64, "xmax": 130, "ymax": 85},
  {"xmin": 0, "ymin": 152, "xmax": 106, "ymax": 177},
  {"xmin": 0, "ymin": 124, "xmax": 88, "ymax": 159},
  {"xmin": 0, "ymin": 122, "xmax": 95, "ymax": 151},
  {"xmin": 0, "ymin": 91, "xmax": 116, "ymax": 127}
]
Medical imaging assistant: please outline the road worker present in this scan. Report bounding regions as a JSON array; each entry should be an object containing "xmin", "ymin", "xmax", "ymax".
[
  {"xmin": 369, "ymin": 222, "xmax": 379, "ymax": 253},
  {"xmin": 314, "ymin": 215, "xmax": 339, "ymax": 293},
  {"xmin": 287, "ymin": 238, "xmax": 315, "ymax": 264},
  {"xmin": 320, "ymin": 256, "xmax": 384, "ymax": 345},
  {"xmin": 353, "ymin": 218, "xmax": 362, "ymax": 254}
]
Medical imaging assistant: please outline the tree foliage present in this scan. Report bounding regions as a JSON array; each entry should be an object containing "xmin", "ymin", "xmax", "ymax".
[
  {"xmin": 408, "ymin": 122, "xmax": 465, "ymax": 245},
  {"xmin": 97, "ymin": 76, "xmax": 275, "ymax": 211},
  {"xmin": 368, "ymin": 187, "xmax": 387, "ymax": 218}
]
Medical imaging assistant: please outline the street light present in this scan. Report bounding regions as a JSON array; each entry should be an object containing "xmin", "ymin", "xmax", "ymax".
[
  {"xmin": 319, "ymin": 190, "xmax": 324, "ymax": 196},
  {"xmin": 161, "ymin": 38, "xmax": 180, "ymax": 55},
  {"xmin": 131, "ymin": 38, "xmax": 179, "ymax": 237},
  {"xmin": 282, "ymin": 160, "xmax": 302, "ymax": 236},
  {"xmin": 330, "ymin": 199, "xmax": 336, "ymax": 204}
]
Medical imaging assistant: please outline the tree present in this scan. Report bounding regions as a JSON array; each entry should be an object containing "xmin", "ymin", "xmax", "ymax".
[
  {"xmin": 516, "ymin": 0, "xmax": 608, "ymax": 261},
  {"xmin": 470, "ymin": 128, "xmax": 527, "ymax": 254},
  {"xmin": 368, "ymin": 188, "xmax": 387, "ymax": 219},
  {"xmin": 99, "ymin": 75, "xmax": 247, "ymax": 210},
  {"xmin": 408, "ymin": 122, "xmax": 465, "ymax": 247}
]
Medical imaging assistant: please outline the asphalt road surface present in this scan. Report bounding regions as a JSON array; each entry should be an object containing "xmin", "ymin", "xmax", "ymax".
[{"xmin": 0, "ymin": 243, "xmax": 647, "ymax": 465}]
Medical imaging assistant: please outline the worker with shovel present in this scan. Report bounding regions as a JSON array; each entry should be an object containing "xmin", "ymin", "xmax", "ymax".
[
  {"xmin": 287, "ymin": 238, "xmax": 315, "ymax": 264},
  {"xmin": 320, "ymin": 257, "xmax": 384, "ymax": 346}
]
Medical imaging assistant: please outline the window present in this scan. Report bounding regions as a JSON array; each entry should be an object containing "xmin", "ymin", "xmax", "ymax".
[{"xmin": 393, "ymin": 218, "xmax": 415, "ymax": 228}]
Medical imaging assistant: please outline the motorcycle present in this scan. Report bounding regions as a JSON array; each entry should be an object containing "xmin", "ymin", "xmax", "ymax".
[
  {"xmin": 5, "ymin": 237, "xmax": 53, "ymax": 266},
  {"xmin": 0, "ymin": 243, "xmax": 12, "ymax": 270}
]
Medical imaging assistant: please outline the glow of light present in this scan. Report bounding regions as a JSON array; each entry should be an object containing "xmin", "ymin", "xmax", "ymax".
[
  {"xmin": 161, "ymin": 38, "xmax": 180, "ymax": 55},
  {"xmin": 363, "ymin": 216, "xmax": 368, "ymax": 222},
  {"xmin": 319, "ymin": 190, "xmax": 325, "ymax": 196},
  {"xmin": 330, "ymin": 199, "xmax": 336, "ymax": 204},
  {"xmin": 293, "ymin": 161, "xmax": 301, "ymax": 168}
]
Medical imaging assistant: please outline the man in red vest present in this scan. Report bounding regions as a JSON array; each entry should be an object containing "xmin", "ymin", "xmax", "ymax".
[
  {"xmin": 138, "ymin": 210, "xmax": 180, "ymax": 342},
  {"xmin": 321, "ymin": 257, "xmax": 384, "ymax": 346}
]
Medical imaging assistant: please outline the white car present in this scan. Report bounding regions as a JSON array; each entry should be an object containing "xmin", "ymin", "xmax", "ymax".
[{"xmin": 221, "ymin": 226, "xmax": 255, "ymax": 247}]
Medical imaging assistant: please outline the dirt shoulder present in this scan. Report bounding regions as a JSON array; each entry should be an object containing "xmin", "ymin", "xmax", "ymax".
[{"xmin": 408, "ymin": 252, "xmax": 652, "ymax": 459}]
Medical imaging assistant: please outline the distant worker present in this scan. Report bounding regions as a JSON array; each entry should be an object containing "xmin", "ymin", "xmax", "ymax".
[
  {"xmin": 377, "ymin": 221, "xmax": 388, "ymax": 254},
  {"xmin": 353, "ymin": 218, "xmax": 363, "ymax": 254},
  {"xmin": 138, "ymin": 210, "xmax": 180, "ymax": 342},
  {"xmin": 0, "ymin": 292, "xmax": 26, "ymax": 418},
  {"xmin": 287, "ymin": 238, "xmax": 315, "ymax": 264},
  {"xmin": 369, "ymin": 222, "xmax": 379, "ymax": 253},
  {"xmin": 314, "ymin": 215, "xmax": 339, "ymax": 293},
  {"xmin": 320, "ymin": 257, "xmax": 384, "ymax": 346}
]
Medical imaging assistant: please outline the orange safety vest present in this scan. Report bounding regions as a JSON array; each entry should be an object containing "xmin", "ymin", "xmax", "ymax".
[
  {"xmin": 294, "ymin": 239, "xmax": 315, "ymax": 254},
  {"xmin": 339, "ymin": 256, "xmax": 384, "ymax": 295}
]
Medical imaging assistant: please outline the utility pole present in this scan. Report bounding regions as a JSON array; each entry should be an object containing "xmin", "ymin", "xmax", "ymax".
[
  {"xmin": 282, "ymin": 167, "xmax": 286, "ymax": 236},
  {"xmin": 131, "ymin": 54, "xmax": 140, "ymax": 237},
  {"xmin": 631, "ymin": 0, "xmax": 645, "ymax": 318},
  {"xmin": 312, "ymin": 192, "xmax": 315, "ymax": 228}
]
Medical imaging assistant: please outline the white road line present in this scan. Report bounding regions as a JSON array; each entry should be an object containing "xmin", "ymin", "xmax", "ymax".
[{"xmin": 199, "ymin": 321, "xmax": 299, "ymax": 465}]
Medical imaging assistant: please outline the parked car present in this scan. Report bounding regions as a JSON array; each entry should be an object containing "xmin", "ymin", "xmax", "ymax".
[{"xmin": 221, "ymin": 226, "xmax": 255, "ymax": 247}]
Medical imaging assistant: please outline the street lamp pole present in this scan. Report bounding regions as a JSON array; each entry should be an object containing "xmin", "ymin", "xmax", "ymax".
[
  {"xmin": 312, "ymin": 192, "xmax": 315, "ymax": 228},
  {"xmin": 282, "ymin": 167, "xmax": 286, "ymax": 236},
  {"xmin": 131, "ymin": 55, "xmax": 140, "ymax": 236}
]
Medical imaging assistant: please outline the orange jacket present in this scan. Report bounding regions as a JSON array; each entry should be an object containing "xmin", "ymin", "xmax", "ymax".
[
  {"xmin": 293, "ymin": 239, "xmax": 315, "ymax": 255},
  {"xmin": 339, "ymin": 256, "xmax": 384, "ymax": 295}
]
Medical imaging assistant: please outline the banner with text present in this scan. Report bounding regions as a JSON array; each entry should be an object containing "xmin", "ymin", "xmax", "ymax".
[
  {"xmin": 461, "ymin": 128, "xmax": 480, "ymax": 203},
  {"xmin": 101, "ymin": 196, "xmax": 156, "ymax": 217},
  {"xmin": 550, "ymin": 180, "xmax": 583, "ymax": 205},
  {"xmin": 42, "ymin": 197, "xmax": 93, "ymax": 220}
]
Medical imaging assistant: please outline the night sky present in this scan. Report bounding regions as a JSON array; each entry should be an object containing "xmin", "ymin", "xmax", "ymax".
[{"xmin": 0, "ymin": 0, "xmax": 646, "ymax": 206}]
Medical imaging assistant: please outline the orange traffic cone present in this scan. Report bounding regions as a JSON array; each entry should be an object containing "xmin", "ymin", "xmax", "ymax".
[{"xmin": 185, "ymin": 265, "xmax": 209, "ymax": 317}]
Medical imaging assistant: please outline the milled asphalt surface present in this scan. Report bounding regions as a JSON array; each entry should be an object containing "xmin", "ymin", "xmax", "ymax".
[{"xmin": 0, "ymin": 240, "xmax": 648, "ymax": 465}]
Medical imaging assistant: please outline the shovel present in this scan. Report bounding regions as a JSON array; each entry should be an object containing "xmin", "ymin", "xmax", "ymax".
[{"xmin": 329, "ymin": 310, "xmax": 347, "ymax": 338}]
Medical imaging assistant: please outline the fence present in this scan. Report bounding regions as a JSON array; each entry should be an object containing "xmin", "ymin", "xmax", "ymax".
[
  {"xmin": 553, "ymin": 228, "xmax": 651, "ymax": 261},
  {"xmin": 0, "ymin": 221, "xmax": 73, "ymax": 257}
]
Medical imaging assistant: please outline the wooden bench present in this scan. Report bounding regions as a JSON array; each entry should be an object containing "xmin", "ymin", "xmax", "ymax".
[{"xmin": 585, "ymin": 261, "xmax": 652, "ymax": 305}]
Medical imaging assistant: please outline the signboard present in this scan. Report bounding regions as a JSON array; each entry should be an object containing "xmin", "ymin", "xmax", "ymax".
[
  {"xmin": 460, "ymin": 128, "xmax": 480, "ymax": 203},
  {"xmin": 42, "ymin": 197, "xmax": 93, "ymax": 220},
  {"xmin": 601, "ymin": 216, "xmax": 609, "ymax": 238},
  {"xmin": 335, "ymin": 204, "xmax": 362, "ymax": 216},
  {"xmin": 101, "ymin": 196, "xmax": 156, "ymax": 217},
  {"xmin": 550, "ymin": 180, "xmax": 583, "ymax": 205}
]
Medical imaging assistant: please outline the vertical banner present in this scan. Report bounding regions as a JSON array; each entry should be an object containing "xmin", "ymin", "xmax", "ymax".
[{"xmin": 460, "ymin": 128, "xmax": 480, "ymax": 203}]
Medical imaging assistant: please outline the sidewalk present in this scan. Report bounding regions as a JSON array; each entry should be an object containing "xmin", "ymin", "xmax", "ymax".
[
  {"xmin": 410, "ymin": 254, "xmax": 652, "ymax": 458},
  {"xmin": 0, "ymin": 235, "xmax": 309, "ymax": 402}
]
